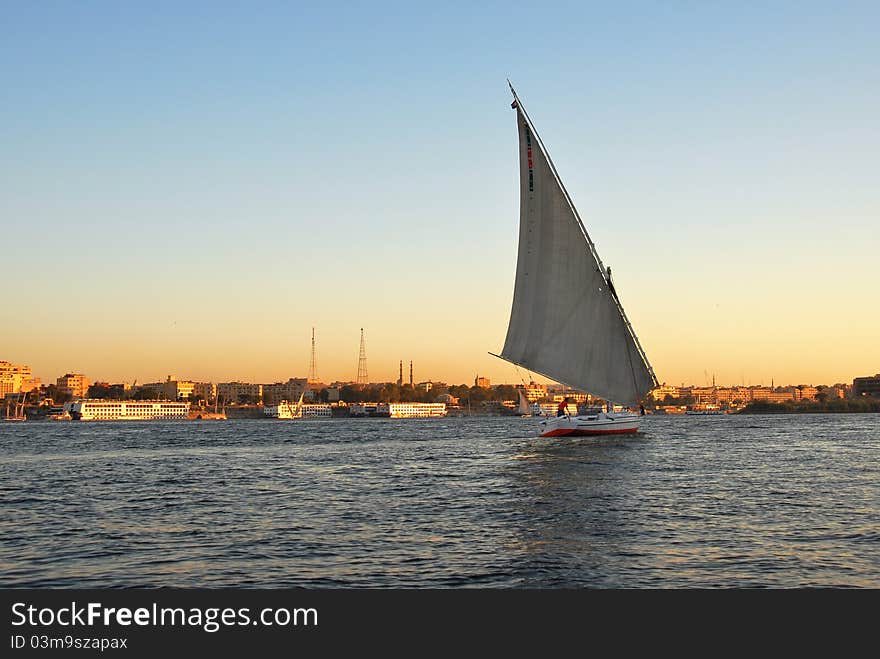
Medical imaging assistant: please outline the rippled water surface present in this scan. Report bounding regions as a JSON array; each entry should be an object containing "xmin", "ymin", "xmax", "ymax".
[{"xmin": 1, "ymin": 415, "xmax": 877, "ymax": 587}]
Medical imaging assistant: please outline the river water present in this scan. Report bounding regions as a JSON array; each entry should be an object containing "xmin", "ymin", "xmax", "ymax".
[{"xmin": 1, "ymin": 414, "xmax": 877, "ymax": 587}]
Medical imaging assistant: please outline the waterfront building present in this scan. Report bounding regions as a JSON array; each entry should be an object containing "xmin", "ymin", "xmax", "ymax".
[
  {"xmin": 137, "ymin": 383, "xmax": 162, "ymax": 398},
  {"xmin": 0, "ymin": 361, "xmax": 31, "ymax": 378},
  {"xmin": 0, "ymin": 361, "xmax": 39, "ymax": 395},
  {"xmin": 164, "ymin": 376, "xmax": 194, "ymax": 400},
  {"xmin": 750, "ymin": 388, "xmax": 796, "ymax": 403},
  {"xmin": 193, "ymin": 382, "xmax": 217, "ymax": 402},
  {"xmin": 689, "ymin": 387, "xmax": 716, "ymax": 404},
  {"xmin": 523, "ymin": 381, "xmax": 548, "ymax": 402},
  {"xmin": 0, "ymin": 376, "xmax": 17, "ymax": 397},
  {"xmin": 218, "ymin": 381, "xmax": 263, "ymax": 404},
  {"xmin": 87, "ymin": 382, "xmax": 132, "ymax": 399},
  {"xmin": 794, "ymin": 385, "xmax": 819, "ymax": 401},
  {"xmin": 714, "ymin": 387, "xmax": 753, "ymax": 405},
  {"xmin": 56, "ymin": 373, "xmax": 89, "ymax": 398},
  {"xmin": 649, "ymin": 383, "xmax": 680, "ymax": 401},
  {"xmin": 141, "ymin": 376, "xmax": 196, "ymax": 401},
  {"xmin": 853, "ymin": 374, "xmax": 880, "ymax": 397},
  {"xmin": 474, "ymin": 375, "xmax": 491, "ymax": 389},
  {"xmin": 827, "ymin": 385, "xmax": 847, "ymax": 399},
  {"xmin": 262, "ymin": 378, "xmax": 308, "ymax": 406}
]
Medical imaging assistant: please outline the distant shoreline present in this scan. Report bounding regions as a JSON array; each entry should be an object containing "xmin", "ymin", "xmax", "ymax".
[
  {"xmin": 737, "ymin": 410, "xmax": 879, "ymax": 414},
  {"xmin": 737, "ymin": 400, "xmax": 880, "ymax": 414}
]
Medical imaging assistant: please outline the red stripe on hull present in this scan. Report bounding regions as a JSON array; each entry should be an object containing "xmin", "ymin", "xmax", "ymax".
[{"xmin": 540, "ymin": 427, "xmax": 638, "ymax": 437}]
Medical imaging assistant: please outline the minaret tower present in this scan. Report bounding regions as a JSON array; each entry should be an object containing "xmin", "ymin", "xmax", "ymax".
[{"xmin": 308, "ymin": 327, "xmax": 319, "ymax": 383}]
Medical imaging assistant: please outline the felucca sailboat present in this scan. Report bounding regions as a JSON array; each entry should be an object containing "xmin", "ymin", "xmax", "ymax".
[
  {"xmin": 516, "ymin": 388, "xmax": 532, "ymax": 417},
  {"xmin": 493, "ymin": 83, "xmax": 658, "ymax": 437},
  {"xmin": 279, "ymin": 386, "xmax": 307, "ymax": 420}
]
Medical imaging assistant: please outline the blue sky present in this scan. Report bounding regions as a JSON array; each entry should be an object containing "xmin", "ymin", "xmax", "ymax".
[{"xmin": 2, "ymin": 2, "xmax": 878, "ymax": 386}]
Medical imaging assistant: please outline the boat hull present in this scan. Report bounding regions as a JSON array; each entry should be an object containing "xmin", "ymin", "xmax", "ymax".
[{"xmin": 538, "ymin": 413, "xmax": 640, "ymax": 437}]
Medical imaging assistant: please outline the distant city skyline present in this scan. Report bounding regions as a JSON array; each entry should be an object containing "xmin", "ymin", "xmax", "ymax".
[
  {"xmin": 4, "ymin": 353, "xmax": 872, "ymax": 392},
  {"xmin": 3, "ymin": 3, "xmax": 878, "ymax": 389}
]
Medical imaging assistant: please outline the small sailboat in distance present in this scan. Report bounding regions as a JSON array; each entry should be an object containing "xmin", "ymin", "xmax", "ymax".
[
  {"xmin": 278, "ymin": 385, "xmax": 307, "ymax": 420},
  {"xmin": 4, "ymin": 392, "xmax": 27, "ymax": 422},
  {"xmin": 516, "ymin": 388, "xmax": 532, "ymax": 417},
  {"xmin": 492, "ymin": 83, "xmax": 658, "ymax": 437}
]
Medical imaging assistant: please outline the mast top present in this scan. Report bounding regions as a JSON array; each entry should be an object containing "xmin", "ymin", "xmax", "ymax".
[{"xmin": 508, "ymin": 79, "xmax": 521, "ymax": 108}]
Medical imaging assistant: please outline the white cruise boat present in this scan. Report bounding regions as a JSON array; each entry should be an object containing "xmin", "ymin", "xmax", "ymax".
[
  {"xmin": 66, "ymin": 400, "xmax": 190, "ymax": 421},
  {"xmin": 264, "ymin": 402, "xmax": 332, "ymax": 418},
  {"xmin": 376, "ymin": 402, "xmax": 447, "ymax": 418}
]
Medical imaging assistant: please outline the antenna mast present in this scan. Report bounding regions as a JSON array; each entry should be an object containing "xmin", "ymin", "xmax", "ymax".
[
  {"xmin": 356, "ymin": 328, "xmax": 369, "ymax": 385},
  {"xmin": 308, "ymin": 327, "xmax": 319, "ymax": 383}
]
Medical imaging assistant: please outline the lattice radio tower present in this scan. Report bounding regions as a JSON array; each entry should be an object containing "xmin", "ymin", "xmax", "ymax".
[
  {"xmin": 308, "ymin": 327, "xmax": 319, "ymax": 383},
  {"xmin": 356, "ymin": 328, "xmax": 369, "ymax": 385}
]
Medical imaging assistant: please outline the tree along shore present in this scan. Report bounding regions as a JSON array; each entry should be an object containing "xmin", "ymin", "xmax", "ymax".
[{"xmin": 738, "ymin": 399, "xmax": 880, "ymax": 414}]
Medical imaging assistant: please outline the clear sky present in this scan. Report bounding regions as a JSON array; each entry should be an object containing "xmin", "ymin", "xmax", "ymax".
[{"xmin": 2, "ymin": 1, "xmax": 878, "ymax": 388}]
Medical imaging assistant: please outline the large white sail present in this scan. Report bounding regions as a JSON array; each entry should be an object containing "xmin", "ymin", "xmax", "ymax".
[{"xmin": 499, "ymin": 89, "xmax": 657, "ymax": 407}]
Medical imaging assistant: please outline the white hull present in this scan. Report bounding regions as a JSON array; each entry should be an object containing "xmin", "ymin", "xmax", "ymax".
[
  {"xmin": 538, "ymin": 412, "xmax": 640, "ymax": 437},
  {"xmin": 264, "ymin": 403, "xmax": 333, "ymax": 419},
  {"xmin": 67, "ymin": 400, "xmax": 190, "ymax": 421}
]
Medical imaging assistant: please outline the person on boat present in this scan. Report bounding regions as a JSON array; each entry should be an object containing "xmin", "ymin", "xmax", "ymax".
[
  {"xmin": 606, "ymin": 266, "xmax": 617, "ymax": 298},
  {"xmin": 556, "ymin": 398, "xmax": 570, "ymax": 417}
]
